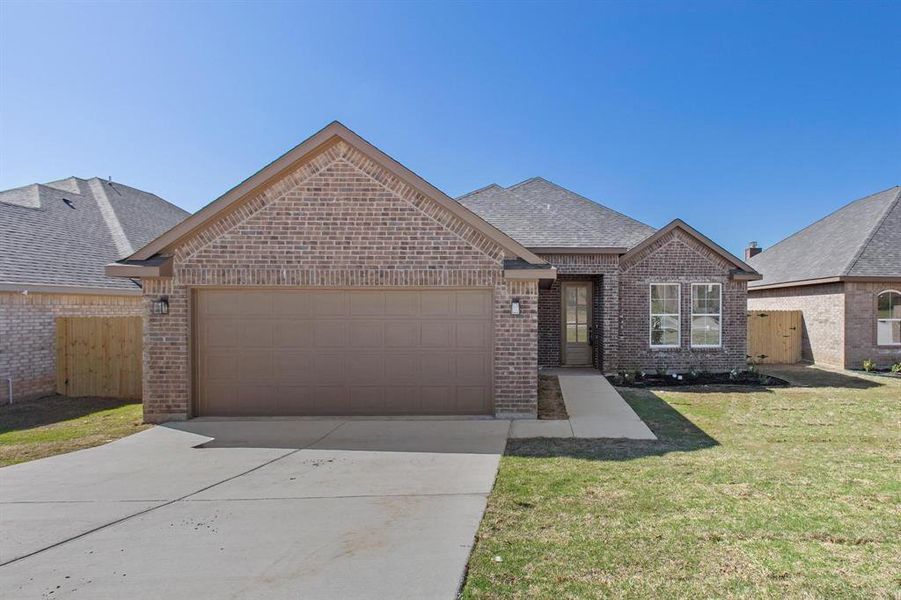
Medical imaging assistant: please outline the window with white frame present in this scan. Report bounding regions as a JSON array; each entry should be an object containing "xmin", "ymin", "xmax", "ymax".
[
  {"xmin": 877, "ymin": 290, "xmax": 901, "ymax": 345},
  {"xmin": 650, "ymin": 283, "xmax": 680, "ymax": 347},
  {"xmin": 691, "ymin": 283, "xmax": 722, "ymax": 347}
]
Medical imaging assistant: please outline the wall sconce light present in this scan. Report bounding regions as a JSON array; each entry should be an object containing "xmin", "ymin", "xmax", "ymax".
[
  {"xmin": 511, "ymin": 298, "xmax": 521, "ymax": 315},
  {"xmin": 152, "ymin": 296, "xmax": 169, "ymax": 315}
]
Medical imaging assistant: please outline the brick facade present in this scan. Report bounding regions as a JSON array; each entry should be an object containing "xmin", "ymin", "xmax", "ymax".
[
  {"xmin": 844, "ymin": 282, "xmax": 901, "ymax": 369},
  {"xmin": 0, "ymin": 291, "xmax": 142, "ymax": 401},
  {"xmin": 749, "ymin": 280, "xmax": 901, "ymax": 369},
  {"xmin": 617, "ymin": 229, "xmax": 748, "ymax": 372},
  {"xmin": 537, "ymin": 254, "xmax": 619, "ymax": 371},
  {"xmin": 141, "ymin": 140, "xmax": 540, "ymax": 422}
]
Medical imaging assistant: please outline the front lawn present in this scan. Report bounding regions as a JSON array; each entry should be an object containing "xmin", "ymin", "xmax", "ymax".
[
  {"xmin": 463, "ymin": 367, "xmax": 900, "ymax": 598},
  {"xmin": 0, "ymin": 395, "xmax": 148, "ymax": 467}
]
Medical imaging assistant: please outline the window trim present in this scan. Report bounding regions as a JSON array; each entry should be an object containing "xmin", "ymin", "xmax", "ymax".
[
  {"xmin": 876, "ymin": 289, "xmax": 901, "ymax": 347},
  {"xmin": 690, "ymin": 283, "xmax": 723, "ymax": 349},
  {"xmin": 649, "ymin": 282, "xmax": 681, "ymax": 349}
]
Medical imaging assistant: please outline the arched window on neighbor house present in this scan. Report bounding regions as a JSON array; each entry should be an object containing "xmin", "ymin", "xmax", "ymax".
[{"xmin": 877, "ymin": 290, "xmax": 901, "ymax": 346}]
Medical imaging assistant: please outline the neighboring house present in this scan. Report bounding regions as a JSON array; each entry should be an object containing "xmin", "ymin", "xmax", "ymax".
[
  {"xmin": 747, "ymin": 186, "xmax": 901, "ymax": 369},
  {"xmin": 0, "ymin": 177, "xmax": 189, "ymax": 401},
  {"xmin": 107, "ymin": 122, "xmax": 759, "ymax": 422}
]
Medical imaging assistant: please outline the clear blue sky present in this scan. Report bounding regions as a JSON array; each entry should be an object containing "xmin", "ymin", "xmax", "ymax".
[{"xmin": 1, "ymin": 1, "xmax": 898, "ymax": 256}]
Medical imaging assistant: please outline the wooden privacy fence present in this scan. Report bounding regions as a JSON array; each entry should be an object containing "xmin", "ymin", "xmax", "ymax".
[
  {"xmin": 747, "ymin": 310, "xmax": 802, "ymax": 364},
  {"xmin": 56, "ymin": 317, "xmax": 142, "ymax": 399}
]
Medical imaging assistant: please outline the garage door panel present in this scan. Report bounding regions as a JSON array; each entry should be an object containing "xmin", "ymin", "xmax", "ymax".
[
  {"xmin": 457, "ymin": 322, "xmax": 488, "ymax": 348},
  {"xmin": 384, "ymin": 355, "xmax": 419, "ymax": 383},
  {"xmin": 457, "ymin": 291, "xmax": 491, "ymax": 316},
  {"xmin": 349, "ymin": 291, "xmax": 386, "ymax": 316},
  {"xmin": 206, "ymin": 354, "xmax": 238, "ymax": 380},
  {"xmin": 384, "ymin": 292, "xmax": 419, "ymax": 316},
  {"xmin": 349, "ymin": 320, "xmax": 384, "ymax": 347},
  {"xmin": 421, "ymin": 354, "xmax": 455, "ymax": 383},
  {"xmin": 456, "ymin": 387, "xmax": 489, "ymax": 412},
  {"xmin": 274, "ymin": 352, "xmax": 315, "ymax": 384},
  {"xmin": 457, "ymin": 354, "xmax": 488, "ymax": 383},
  {"xmin": 421, "ymin": 292, "xmax": 453, "ymax": 316},
  {"xmin": 385, "ymin": 321, "xmax": 420, "ymax": 347},
  {"xmin": 238, "ymin": 352, "xmax": 274, "ymax": 381},
  {"xmin": 196, "ymin": 289, "xmax": 492, "ymax": 416},
  {"xmin": 272, "ymin": 293, "xmax": 312, "ymax": 316},
  {"xmin": 347, "ymin": 355, "xmax": 385, "ymax": 385},
  {"xmin": 313, "ymin": 291, "xmax": 348, "ymax": 316},
  {"xmin": 206, "ymin": 320, "xmax": 239, "ymax": 348},
  {"xmin": 313, "ymin": 354, "xmax": 347, "ymax": 385},
  {"xmin": 238, "ymin": 322, "xmax": 274, "ymax": 347},
  {"xmin": 421, "ymin": 322, "xmax": 452, "ymax": 347},
  {"xmin": 273, "ymin": 321, "xmax": 313, "ymax": 348},
  {"xmin": 313, "ymin": 321, "xmax": 349, "ymax": 347}
]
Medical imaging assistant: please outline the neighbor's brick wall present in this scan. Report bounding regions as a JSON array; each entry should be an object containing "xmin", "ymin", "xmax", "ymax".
[
  {"xmin": 843, "ymin": 281, "xmax": 901, "ymax": 369},
  {"xmin": 618, "ymin": 229, "xmax": 748, "ymax": 372},
  {"xmin": 747, "ymin": 283, "xmax": 845, "ymax": 367},
  {"xmin": 142, "ymin": 140, "xmax": 540, "ymax": 421},
  {"xmin": 0, "ymin": 292, "xmax": 142, "ymax": 402},
  {"xmin": 538, "ymin": 254, "xmax": 619, "ymax": 371}
]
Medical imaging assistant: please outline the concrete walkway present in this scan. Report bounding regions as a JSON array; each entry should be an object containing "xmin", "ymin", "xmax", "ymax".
[
  {"xmin": 0, "ymin": 419, "xmax": 509, "ymax": 600},
  {"xmin": 510, "ymin": 369, "xmax": 657, "ymax": 440}
]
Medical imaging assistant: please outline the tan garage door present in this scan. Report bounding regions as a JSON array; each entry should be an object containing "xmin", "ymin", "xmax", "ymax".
[{"xmin": 194, "ymin": 289, "xmax": 493, "ymax": 416}]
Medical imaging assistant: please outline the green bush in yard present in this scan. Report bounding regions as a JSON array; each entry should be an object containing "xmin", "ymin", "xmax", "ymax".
[{"xmin": 862, "ymin": 358, "xmax": 876, "ymax": 372}]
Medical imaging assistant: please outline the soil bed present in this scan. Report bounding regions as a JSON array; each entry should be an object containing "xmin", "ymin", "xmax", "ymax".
[{"xmin": 537, "ymin": 375, "xmax": 568, "ymax": 419}]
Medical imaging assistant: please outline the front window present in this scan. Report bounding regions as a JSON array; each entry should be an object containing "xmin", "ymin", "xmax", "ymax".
[
  {"xmin": 877, "ymin": 290, "xmax": 901, "ymax": 345},
  {"xmin": 691, "ymin": 283, "xmax": 722, "ymax": 347},
  {"xmin": 650, "ymin": 283, "xmax": 680, "ymax": 347}
]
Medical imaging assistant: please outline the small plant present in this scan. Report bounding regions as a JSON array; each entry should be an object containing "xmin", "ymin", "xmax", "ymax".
[
  {"xmin": 729, "ymin": 368, "xmax": 740, "ymax": 381},
  {"xmin": 747, "ymin": 363, "xmax": 758, "ymax": 375},
  {"xmin": 862, "ymin": 359, "xmax": 876, "ymax": 373},
  {"xmin": 629, "ymin": 369, "xmax": 642, "ymax": 382},
  {"xmin": 655, "ymin": 366, "xmax": 668, "ymax": 377},
  {"xmin": 891, "ymin": 363, "xmax": 901, "ymax": 374},
  {"xmin": 687, "ymin": 365, "xmax": 700, "ymax": 380}
]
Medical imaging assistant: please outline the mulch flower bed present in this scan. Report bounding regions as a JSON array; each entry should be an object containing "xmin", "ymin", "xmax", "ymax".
[{"xmin": 608, "ymin": 370, "xmax": 789, "ymax": 388}]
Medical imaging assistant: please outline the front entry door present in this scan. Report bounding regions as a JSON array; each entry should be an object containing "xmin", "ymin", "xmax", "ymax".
[{"xmin": 562, "ymin": 282, "xmax": 592, "ymax": 366}]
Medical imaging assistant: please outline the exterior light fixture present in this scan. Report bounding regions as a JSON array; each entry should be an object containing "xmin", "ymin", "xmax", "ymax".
[
  {"xmin": 152, "ymin": 296, "xmax": 169, "ymax": 315},
  {"xmin": 511, "ymin": 298, "xmax": 521, "ymax": 315}
]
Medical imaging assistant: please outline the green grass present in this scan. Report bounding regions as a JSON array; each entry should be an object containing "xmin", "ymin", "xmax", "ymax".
[
  {"xmin": 0, "ymin": 396, "xmax": 148, "ymax": 467},
  {"xmin": 462, "ymin": 367, "xmax": 901, "ymax": 599}
]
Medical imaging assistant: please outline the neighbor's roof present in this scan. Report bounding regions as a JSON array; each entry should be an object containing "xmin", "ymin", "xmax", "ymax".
[
  {"xmin": 457, "ymin": 177, "xmax": 656, "ymax": 250},
  {"xmin": 0, "ymin": 177, "xmax": 189, "ymax": 292},
  {"xmin": 748, "ymin": 186, "xmax": 901, "ymax": 288}
]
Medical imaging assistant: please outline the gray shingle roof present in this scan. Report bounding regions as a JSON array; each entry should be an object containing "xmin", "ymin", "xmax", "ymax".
[
  {"xmin": 0, "ymin": 177, "xmax": 189, "ymax": 291},
  {"xmin": 748, "ymin": 186, "xmax": 901, "ymax": 287},
  {"xmin": 457, "ymin": 177, "xmax": 656, "ymax": 249}
]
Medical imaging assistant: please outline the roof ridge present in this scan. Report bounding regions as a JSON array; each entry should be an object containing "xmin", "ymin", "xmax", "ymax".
[
  {"xmin": 755, "ymin": 185, "xmax": 901, "ymax": 260},
  {"xmin": 508, "ymin": 176, "xmax": 656, "ymax": 232},
  {"xmin": 88, "ymin": 178, "xmax": 135, "ymax": 258},
  {"xmin": 456, "ymin": 183, "xmax": 503, "ymax": 201},
  {"xmin": 843, "ymin": 186, "xmax": 901, "ymax": 275}
]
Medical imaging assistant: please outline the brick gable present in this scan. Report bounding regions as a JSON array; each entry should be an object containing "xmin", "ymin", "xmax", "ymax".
[{"xmin": 140, "ymin": 140, "xmax": 539, "ymax": 421}]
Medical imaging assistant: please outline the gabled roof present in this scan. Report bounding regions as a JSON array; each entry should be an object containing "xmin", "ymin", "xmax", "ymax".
[
  {"xmin": 457, "ymin": 177, "xmax": 656, "ymax": 250},
  {"xmin": 621, "ymin": 219, "xmax": 760, "ymax": 279},
  {"xmin": 0, "ymin": 177, "xmax": 188, "ymax": 292},
  {"xmin": 748, "ymin": 186, "xmax": 901, "ymax": 289},
  {"xmin": 117, "ymin": 122, "xmax": 549, "ymax": 273}
]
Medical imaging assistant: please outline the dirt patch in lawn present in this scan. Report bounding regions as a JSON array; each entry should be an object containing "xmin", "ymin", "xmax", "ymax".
[
  {"xmin": 538, "ymin": 375, "xmax": 568, "ymax": 420},
  {"xmin": 0, "ymin": 395, "xmax": 148, "ymax": 467}
]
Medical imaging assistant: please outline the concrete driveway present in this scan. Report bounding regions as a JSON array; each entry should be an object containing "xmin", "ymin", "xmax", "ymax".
[{"xmin": 0, "ymin": 419, "xmax": 509, "ymax": 599}]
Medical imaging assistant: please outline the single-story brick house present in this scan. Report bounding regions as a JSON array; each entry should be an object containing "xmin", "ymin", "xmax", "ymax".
[
  {"xmin": 108, "ymin": 122, "xmax": 760, "ymax": 422},
  {"xmin": 0, "ymin": 177, "xmax": 188, "ymax": 401},
  {"xmin": 747, "ymin": 186, "xmax": 901, "ymax": 369}
]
